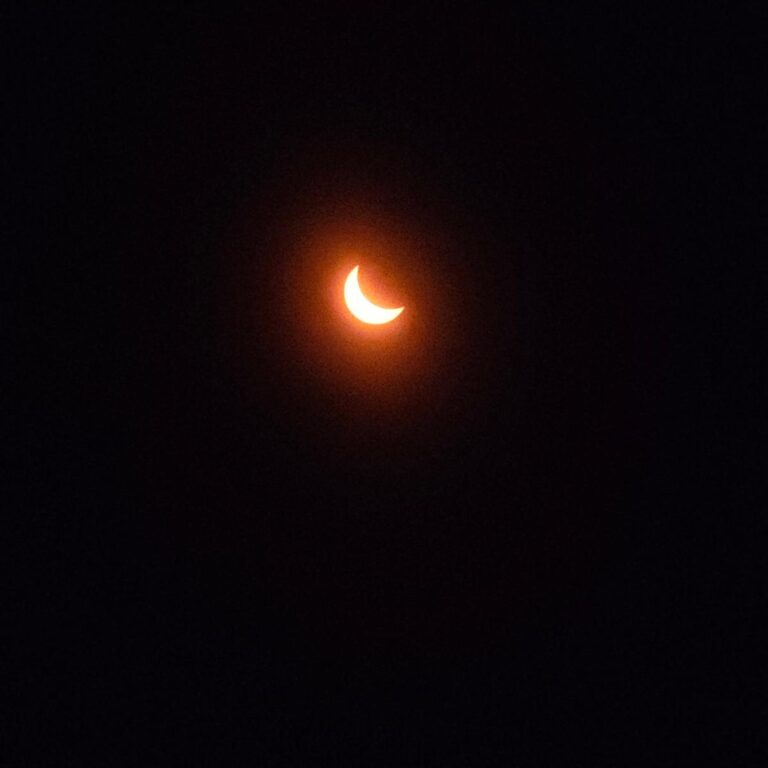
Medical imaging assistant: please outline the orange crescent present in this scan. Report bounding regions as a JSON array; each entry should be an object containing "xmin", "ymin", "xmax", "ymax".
[{"xmin": 343, "ymin": 266, "xmax": 404, "ymax": 325}]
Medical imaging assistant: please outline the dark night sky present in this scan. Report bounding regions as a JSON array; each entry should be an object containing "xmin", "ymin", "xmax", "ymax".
[{"xmin": 6, "ymin": 5, "xmax": 764, "ymax": 765}]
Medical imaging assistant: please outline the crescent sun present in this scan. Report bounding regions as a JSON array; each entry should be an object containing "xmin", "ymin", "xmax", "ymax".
[{"xmin": 343, "ymin": 265, "xmax": 405, "ymax": 325}]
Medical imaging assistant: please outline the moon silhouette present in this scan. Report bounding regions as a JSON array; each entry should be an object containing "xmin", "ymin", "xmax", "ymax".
[{"xmin": 343, "ymin": 265, "xmax": 404, "ymax": 325}]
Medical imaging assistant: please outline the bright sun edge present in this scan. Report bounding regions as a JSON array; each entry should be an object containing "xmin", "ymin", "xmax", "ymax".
[{"xmin": 343, "ymin": 265, "xmax": 405, "ymax": 325}]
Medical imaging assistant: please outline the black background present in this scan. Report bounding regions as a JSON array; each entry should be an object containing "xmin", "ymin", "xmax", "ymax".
[{"xmin": 6, "ymin": 5, "xmax": 764, "ymax": 764}]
